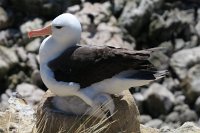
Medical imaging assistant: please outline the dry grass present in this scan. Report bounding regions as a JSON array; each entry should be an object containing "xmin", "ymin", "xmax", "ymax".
[{"xmin": 73, "ymin": 104, "xmax": 116, "ymax": 133}]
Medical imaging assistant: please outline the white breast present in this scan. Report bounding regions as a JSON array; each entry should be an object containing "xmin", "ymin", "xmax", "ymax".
[{"xmin": 39, "ymin": 36, "xmax": 65, "ymax": 64}]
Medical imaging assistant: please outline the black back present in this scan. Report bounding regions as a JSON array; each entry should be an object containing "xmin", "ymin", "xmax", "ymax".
[{"xmin": 48, "ymin": 45, "xmax": 156, "ymax": 88}]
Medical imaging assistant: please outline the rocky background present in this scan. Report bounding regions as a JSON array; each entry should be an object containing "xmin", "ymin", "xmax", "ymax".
[{"xmin": 0, "ymin": 0, "xmax": 200, "ymax": 130}]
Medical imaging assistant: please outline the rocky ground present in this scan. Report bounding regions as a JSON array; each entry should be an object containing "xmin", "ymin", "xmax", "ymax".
[{"xmin": 0, "ymin": 0, "xmax": 200, "ymax": 131}]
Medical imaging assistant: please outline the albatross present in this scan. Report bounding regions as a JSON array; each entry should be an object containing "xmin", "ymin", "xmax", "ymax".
[{"xmin": 28, "ymin": 13, "xmax": 167, "ymax": 117}]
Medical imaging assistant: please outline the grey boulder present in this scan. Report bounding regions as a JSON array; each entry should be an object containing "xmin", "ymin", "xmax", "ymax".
[
  {"xmin": 170, "ymin": 47, "xmax": 200, "ymax": 80},
  {"xmin": 0, "ymin": 46, "xmax": 18, "ymax": 79},
  {"xmin": 144, "ymin": 83, "xmax": 175, "ymax": 117}
]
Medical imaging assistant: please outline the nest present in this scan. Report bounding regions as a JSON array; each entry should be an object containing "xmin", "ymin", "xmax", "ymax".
[{"xmin": 35, "ymin": 90, "xmax": 140, "ymax": 133}]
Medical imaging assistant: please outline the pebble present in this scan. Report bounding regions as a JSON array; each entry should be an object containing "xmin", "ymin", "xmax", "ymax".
[
  {"xmin": 145, "ymin": 119, "xmax": 163, "ymax": 129},
  {"xmin": 16, "ymin": 83, "xmax": 36, "ymax": 97},
  {"xmin": 165, "ymin": 111, "xmax": 179, "ymax": 123},
  {"xmin": 180, "ymin": 109, "xmax": 198, "ymax": 123},
  {"xmin": 140, "ymin": 115, "xmax": 152, "ymax": 124}
]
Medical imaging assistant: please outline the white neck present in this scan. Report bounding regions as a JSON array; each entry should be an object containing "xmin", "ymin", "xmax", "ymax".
[{"xmin": 39, "ymin": 36, "xmax": 75, "ymax": 64}]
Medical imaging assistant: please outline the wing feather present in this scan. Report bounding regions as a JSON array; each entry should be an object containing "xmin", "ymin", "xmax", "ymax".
[{"xmin": 48, "ymin": 45, "xmax": 157, "ymax": 88}]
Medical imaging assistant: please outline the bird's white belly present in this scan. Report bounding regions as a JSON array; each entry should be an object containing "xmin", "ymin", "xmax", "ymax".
[{"xmin": 90, "ymin": 77, "xmax": 152, "ymax": 94}]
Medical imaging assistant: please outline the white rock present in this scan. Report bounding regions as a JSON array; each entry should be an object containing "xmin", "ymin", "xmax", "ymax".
[
  {"xmin": 16, "ymin": 83, "xmax": 36, "ymax": 97},
  {"xmin": 170, "ymin": 47, "xmax": 200, "ymax": 79}
]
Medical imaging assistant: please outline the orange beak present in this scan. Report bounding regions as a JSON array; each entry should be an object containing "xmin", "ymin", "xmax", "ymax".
[{"xmin": 28, "ymin": 25, "xmax": 52, "ymax": 38}]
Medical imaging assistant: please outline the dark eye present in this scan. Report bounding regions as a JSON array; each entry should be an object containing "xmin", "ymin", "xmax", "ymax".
[{"xmin": 55, "ymin": 26, "xmax": 63, "ymax": 29}]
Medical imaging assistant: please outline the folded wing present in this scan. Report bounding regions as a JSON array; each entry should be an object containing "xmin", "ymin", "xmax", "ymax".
[{"xmin": 48, "ymin": 45, "xmax": 161, "ymax": 88}]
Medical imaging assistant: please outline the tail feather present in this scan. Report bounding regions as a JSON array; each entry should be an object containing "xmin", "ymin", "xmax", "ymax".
[
  {"xmin": 153, "ymin": 70, "xmax": 168, "ymax": 80},
  {"xmin": 93, "ymin": 70, "xmax": 168, "ymax": 94},
  {"xmin": 117, "ymin": 70, "xmax": 168, "ymax": 81}
]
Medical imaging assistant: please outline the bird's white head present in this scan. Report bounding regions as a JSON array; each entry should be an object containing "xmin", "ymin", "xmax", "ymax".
[{"xmin": 28, "ymin": 13, "xmax": 82, "ymax": 45}]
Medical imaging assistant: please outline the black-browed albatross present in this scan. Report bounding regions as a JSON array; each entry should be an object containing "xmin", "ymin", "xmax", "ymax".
[{"xmin": 28, "ymin": 13, "xmax": 167, "ymax": 117}]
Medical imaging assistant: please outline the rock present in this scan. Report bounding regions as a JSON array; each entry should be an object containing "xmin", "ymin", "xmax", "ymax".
[
  {"xmin": 149, "ymin": 9, "xmax": 192, "ymax": 44},
  {"xmin": 0, "ymin": 94, "xmax": 36, "ymax": 133},
  {"xmin": 195, "ymin": 20, "xmax": 200, "ymax": 37},
  {"xmin": 195, "ymin": 96, "xmax": 200, "ymax": 114},
  {"xmin": 1, "ymin": 93, "xmax": 9, "ymax": 102},
  {"xmin": 175, "ymin": 95, "xmax": 186, "ymax": 105},
  {"xmin": 144, "ymin": 83, "xmax": 175, "ymax": 117},
  {"xmin": 119, "ymin": 0, "xmax": 164, "ymax": 37},
  {"xmin": 29, "ymin": 89, "xmax": 45, "ymax": 105},
  {"xmin": 0, "ymin": 60, "xmax": 8, "ymax": 78},
  {"xmin": 173, "ymin": 104, "xmax": 189, "ymax": 113},
  {"xmin": 0, "ymin": 30, "xmax": 11, "ymax": 46},
  {"xmin": 8, "ymin": 74, "xmax": 21, "ymax": 89},
  {"xmin": 97, "ymin": 22, "xmax": 121, "ymax": 33},
  {"xmin": 81, "ymin": 30, "xmax": 133, "ymax": 49},
  {"xmin": 67, "ymin": 5, "xmax": 80, "ymax": 14},
  {"xmin": 76, "ymin": 2, "xmax": 111, "ymax": 25},
  {"xmin": 9, "ymin": 0, "xmax": 80, "ymax": 18},
  {"xmin": 159, "ymin": 122, "xmax": 200, "ymax": 133},
  {"xmin": 0, "ymin": 94, "xmax": 9, "ymax": 111},
  {"xmin": 165, "ymin": 111, "xmax": 179, "ymax": 123},
  {"xmin": 25, "ymin": 38, "xmax": 41, "ymax": 53},
  {"xmin": 111, "ymin": 0, "xmax": 126, "ymax": 17},
  {"xmin": 149, "ymin": 51, "xmax": 169, "ymax": 69},
  {"xmin": 180, "ymin": 109, "xmax": 198, "ymax": 123},
  {"xmin": 189, "ymin": 35, "xmax": 199, "ymax": 49},
  {"xmin": 15, "ymin": 47, "xmax": 27, "ymax": 62},
  {"xmin": 8, "ymin": 71, "xmax": 30, "ymax": 90},
  {"xmin": 0, "ymin": 29, "xmax": 20, "ymax": 47},
  {"xmin": 174, "ymin": 91, "xmax": 183, "ymax": 97},
  {"xmin": 27, "ymin": 53, "xmax": 38, "ymax": 70},
  {"xmin": 0, "ymin": 7, "xmax": 13, "ymax": 29},
  {"xmin": 36, "ymin": 55, "xmax": 39, "ymax": 64},
  {"xmin": 76, "ymin": 2, "xmax": 134, "ymax": 49},
  {"xmin": 5, "ymin": 89, "xmax": 13, "ymax": 97},
  {"xmin": 173, "ymin": 122, "xmax": 200, "ymax": 133},
  {"xmin": 142, "ymin": 122, "xmax": 200, "ymax": 133},
  {"xmin": 145, "ymin": 119, "xmax": 163, "ymax": 129},
  {"xmin": 82, "ymin": 31, "xmax": 111, "ymax": 45},
  {"xmin": 160, "ymin": 122, "xmax": 181, "ymax": 130},
  {"xmin": 16, "ymin": 83, "xmax": 36, "ymax": 97},
  {"xmin": 158, "ymin": 41, "xmax": 174, "ymax": 56},
  {"xmin": 162, "ymin": 78, "xmax": 179, "ymax": 92},
  {"xmin": 20, "ymin": 18, "xmax": 43, "ymax": 35},
  {"xmin": 182, "ymin": 65, "xmax": 200, "ymax": 104},
  {"xmin": 140, "ymin": 115, "xmax": 152, "ymax": 124},
  {"xmin": 170, "ymin": 47, "xmax": 200, "ymax": 80},
  {"xmin": 140, "ymin": 124, "xmax": 159, "ymax": 133},
  {"xmin": 31, "ymin": 70, "xmax": 45, "ymax": 89},
  {"xmin": 174, "ymin": 39, "xmax": 185, "ymax": 51},
  {"xmin": 105, "ymin": 34, "xmax": 133, "ymax": 49},
  {"xmin": 16, "ymin": 83, "xmax": 45, "ymax": 106},
  {"xmin": 0, "ymin": 46, "xmax": 19, "ymax": 79},
  {"xmin": 174, "ymin": 37, "xmax": 198, "ymax": 51},
  {"xmin": 133, "ymin": 93, "xmax": 145, "ymax": 113}
]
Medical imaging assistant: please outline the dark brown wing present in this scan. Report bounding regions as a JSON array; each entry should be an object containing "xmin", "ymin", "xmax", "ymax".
[{"xmin": 48, "ymin": 45, "xmax": 157, "ymax": 88}]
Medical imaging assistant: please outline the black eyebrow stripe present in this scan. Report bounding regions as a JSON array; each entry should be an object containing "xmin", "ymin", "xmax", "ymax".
[{"xmin": 55, "ymin": 26, "xmax": 63, "ymax": 29}]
